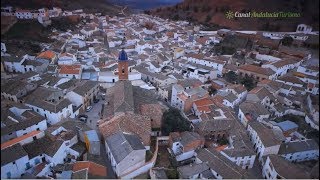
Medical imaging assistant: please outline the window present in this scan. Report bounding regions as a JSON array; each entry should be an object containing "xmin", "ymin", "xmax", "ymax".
[
  {"xmin": 7, "ymin": 172, "xmax": 11, "ymax": 179},
  {"xmin": 36, "ymin": 128, "xmax": 40, "ymax": 131}
]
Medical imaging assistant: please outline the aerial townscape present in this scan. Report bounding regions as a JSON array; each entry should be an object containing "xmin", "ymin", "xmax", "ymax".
[{"xmin": 0, "ymin": 0, "xmax": 319, "ymax": 179}]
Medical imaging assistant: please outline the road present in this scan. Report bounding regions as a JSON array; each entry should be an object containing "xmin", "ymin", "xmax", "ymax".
[
  {"xmin": 82, "ymin": 90, "xmax": 117, "ymax": 178},
  {"xmin": 84, "ymin": 97, "xmax": 104, "ymax": 130}
]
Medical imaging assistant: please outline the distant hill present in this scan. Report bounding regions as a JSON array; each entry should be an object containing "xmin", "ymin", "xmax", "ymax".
[
  {"xmin": 1, "ymin": 0, "xmax": 124, "ymax": 15},
  {"xmin": 148, "ymin": 0, "xmax": 319, "ymax": 31}
]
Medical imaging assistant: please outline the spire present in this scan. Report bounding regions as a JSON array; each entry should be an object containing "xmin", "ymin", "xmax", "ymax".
[{"xmin": 118, "ymin": 48, "xmax": 128, "ymax": 61}]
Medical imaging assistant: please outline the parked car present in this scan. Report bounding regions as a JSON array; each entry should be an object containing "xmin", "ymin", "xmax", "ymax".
[
  {"xmin": 86, "ymin": 106, "xmax": 93, "ymax": 112},
  {"xmin": 79, "ymin": 117, "xmax": 87, "ymax": 122},
  {"xmin": 78, "ymin": 114, "xmax": 88, "ymax": 122},
  {"xmin": 78, "ymin": 114, "xmax": 88, "ymax": 118}
]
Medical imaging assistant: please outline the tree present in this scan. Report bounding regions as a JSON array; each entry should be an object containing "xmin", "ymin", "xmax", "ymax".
[
  {"xmin": 205, "ymin": 15, "xmax": 211, "ymax": 23},
  {"xmin": 281, "ymin": 36, "xmax": 294, "ymax": 46},
  {"xmin": 208, "ymin": 86, "xmax": 217, "ymax": 96},
  {"xmin": 161, "ymin": 108, "xmax": 191, "ymax": 136},
  {"xmin": 240, "ymin": 74, "xmax": 256, "ymax": 91},
  {"xmin": 225, "ymin": 71, "xmax": 238, "ymax": 83},
  {"xmin": 173, "ymin": 14, "xmax": 180, "ymax": 21}
]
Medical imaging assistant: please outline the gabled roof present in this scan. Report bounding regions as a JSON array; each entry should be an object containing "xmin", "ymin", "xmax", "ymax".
[
  {"xmin": 279, "ymin": 139, "xmax": 319, "ymax": 155},
  {"xmin": 1, "ymin": 144, "xmax": 28, "ymax": 166},
  {"xmin": 37, "ymin": 50, "xmax": 56, "ymax": 60},
  {"xmin": 248, "ymin": 121, "xmax": 281, "ymax": 147},
  {"xmin": 268, "ymin": 155, "xmax": 310, "ymax": 179},
  {"xmin": 99, "ymin": 112, "xmax": 152, "ymax": 146},
  {"xmin": 59, "ymin": 64, "xmax": 82, "ymax": 75},
  {"xmin": 196, "ymin": 148, "xmax": 244, "ymax": 179},
  {"xmin": 1, "ymin": 130, "xmax": 42, "ymax": 150},
  {"xmin": 239, "ymin": 64, "xmax": 275, "ymax": 76},
  {"xmin": 105, "ymin": 131, "xmax": 145, "ymax": 163},
  {"xmin": 72, "ymin": 161, "xmax": 107, "ymax": 178}
]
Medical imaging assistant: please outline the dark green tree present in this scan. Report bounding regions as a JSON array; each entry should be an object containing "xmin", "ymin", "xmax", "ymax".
[
  {"xmin": 208, "ymin": 86, "xmax": 217, "ymax": 96},
  {"xmin": 173, "ymin": 14, "xmax": 180, "ymax": 21},
  {"xmin": 240, "ymin": 74, "xmax": 256, "ymax": 91},
  {"xmin": 225, "ymin": 71, "xmax": 238, "ymax": 83},
  {"xmin": 281, "ymin": 36, "xmax": 294, "ymax": 46},
  {"xmin": 161, "ymin": 108, "xmax": 191, "ymax": 136}
]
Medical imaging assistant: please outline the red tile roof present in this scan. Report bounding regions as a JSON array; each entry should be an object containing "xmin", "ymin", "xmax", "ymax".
[
  {"xmin": 216, "ymin": 145, "xmax": 228, "ymax": 151},
  {"xmin": 177, "ymin": 93, "xmax": 188, "ymax": 101},
  {"xmin": 194, "ymin": 98, "xmax": 214, "ymax": 107},
  {"xmin": 59, "ymin": 64, "xmax": 82, "ymax": 75},
  {"xmin": 239, "ymin": 64, "xmax": 275, "ymax": 76},
  {"xmin": 1, "ymin": 130, "xmax": 41, "ymax": 150},
  {"xmin": 73, "ymin": 161, "xmax": 107, "ymax": 177},
  {"xmin": 37, "ymin": 50, "xmax": 56, "ymax": 60}
]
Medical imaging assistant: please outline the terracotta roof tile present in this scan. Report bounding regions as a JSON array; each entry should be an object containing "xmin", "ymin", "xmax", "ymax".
[
  {"xmin": 140, "ymin": 104, "xmax": 164, "ymax": 129},
  {"xmin": 239, "ymin": 64, "xmax": 275, "ymax": 76},
  {"xmin": 177, "ymin": 93, "xmax": 188, "ymax": 101},
  {"xmin": 99, "ymin": 113, "xmax": 151, "ymax": 146},
  {"xmin": 37, "ymin": 50, "xmax": 56, "ymax": 60},
  {"xmin": 1, "ymin": 130, "xmax": 41, "ymax": 150},
  {"xmin": 194, "ymin": 98, "xmax": 214, "ymax": 107},
  {"xmin": 73, "ymin": 161, "xmax": 107, "ymax": 177},
  {"xmin": 59, "ymin": 64, "xmax": 82, "ymax": 75}
]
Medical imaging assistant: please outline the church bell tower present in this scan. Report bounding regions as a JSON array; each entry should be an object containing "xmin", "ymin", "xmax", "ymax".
[{"xmin": 118, "ymin": 49, "xmax": 128, "ymax": 80}]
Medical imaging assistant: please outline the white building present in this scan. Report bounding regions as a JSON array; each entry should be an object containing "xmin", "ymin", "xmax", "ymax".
[
  {"xmin": 262, "ymin": 155, "xmax": 310, "ymax": 179},
  {"xmin": 296, "ymin": 24, "xmax": 313, "ymax": 34},
  {"xmin": 3, "ymin": 54, "xmax": 49, "ymax": 74},
  {"xmin": 1, "ymin": 144, "xmax": 30, "ymax": 179},
  {"xmin": 220, "ymin": 150, "xmax": 256, "ymax": 169},
  {"xmin": 278, "ymin": 139, "xmax": 319, "ymax": 162},
  {"xmin": 148, "ymin": 61, "xmax": 161, "ymax": 73},
  {"xmin": 1, "ymin": 42, "xmax": 6, "ymax": 54},
  {"xmin": 183, "ymin": 63, "xmax": 218, "ymax": 83},
  {"xmin": 105, "ymin": 132, "xmax": 146, "ymax": 177},
  {"xmin": 15, "ymin": 10, "xmax": 33, "ymax": 19},
  {"xmin": 238, "ymin": 101, "xmax": 270, "ymax": 127},
  {"xmin": 58, "ymin": 53, "xmax": 77, "ymax": 65},
  {"xmin": 169, "ymin": 132, "xmax": 204, "ymax": 162},
  {"xmin": 262, "ymin": 59, "xmax": 300, "ymax": 77},
  {"xmin": 247, "ymin": 121, "xmax": 281, "ymax": 161},
  {"xmin": 24, "ymin": 87, "xmax": 77, "ymax": 125},
  {"xmin": 1, "ymin": 107, "xmax": 47, "ymax": 143},
  {"xmin": 185, "ymin": 54, "xmax": 225, "ymax": 76}
]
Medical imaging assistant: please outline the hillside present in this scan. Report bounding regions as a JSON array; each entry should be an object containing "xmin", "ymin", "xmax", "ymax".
[
  {"xmin": 1, "ymin": 0, "xmax": 126, "ymax": 15},
  {"xmin": 148, "ymin": 0, "xmax": 319, "ymax": 31}
]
